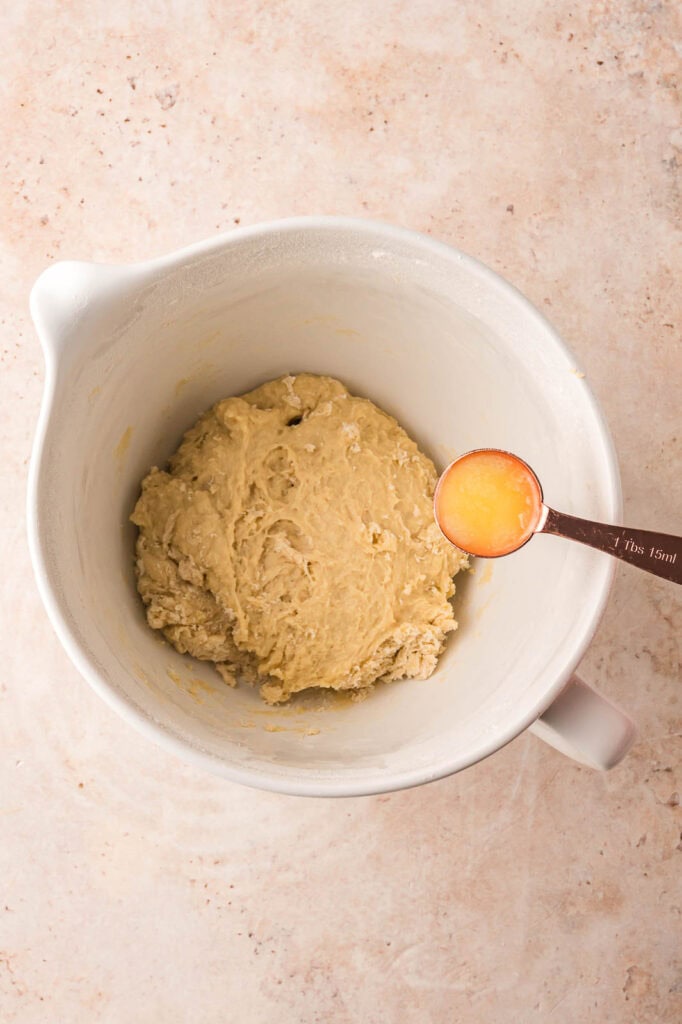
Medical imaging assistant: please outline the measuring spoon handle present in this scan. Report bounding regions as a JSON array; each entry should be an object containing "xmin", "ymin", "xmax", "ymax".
[{"xmin": 540, "ymin": 508, "xmax": 682, "ymax": 585}]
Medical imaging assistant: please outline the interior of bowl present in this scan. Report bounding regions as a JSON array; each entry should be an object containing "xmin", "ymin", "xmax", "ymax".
[{"xmin": 32, "ymin": 220, "xmax": 618, "ymax": 794}]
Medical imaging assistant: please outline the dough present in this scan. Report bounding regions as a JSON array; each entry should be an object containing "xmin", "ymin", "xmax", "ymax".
[{"xmin": 131, "ymin": 374, "xmax": 468, "ymax": 703}]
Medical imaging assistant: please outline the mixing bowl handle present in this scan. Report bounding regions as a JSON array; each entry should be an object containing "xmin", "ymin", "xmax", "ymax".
[{"xmin": 529, "ymin": 675, "xmax": 636, "ymax": 770}]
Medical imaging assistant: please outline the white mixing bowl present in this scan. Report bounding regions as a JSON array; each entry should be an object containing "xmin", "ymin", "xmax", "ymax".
[{"xmin": 28, "ymin": 218, "xmax": 635, "ymax": 795}]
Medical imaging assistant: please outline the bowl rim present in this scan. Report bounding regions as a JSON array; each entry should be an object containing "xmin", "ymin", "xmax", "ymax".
[{"xmin": 27, "ymin": 215, "xmax": 621, "ymax": 796}]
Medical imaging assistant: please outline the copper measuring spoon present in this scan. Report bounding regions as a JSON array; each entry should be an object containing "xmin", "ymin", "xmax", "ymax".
[{"xmin": 434, "ymin": 449, "xmax": 682, "ymax": 585}]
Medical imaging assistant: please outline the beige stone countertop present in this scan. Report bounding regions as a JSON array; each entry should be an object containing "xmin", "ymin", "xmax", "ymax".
[{"xmin": 1, "ymin": 1, "xmax": 680, "ymax": 1021}]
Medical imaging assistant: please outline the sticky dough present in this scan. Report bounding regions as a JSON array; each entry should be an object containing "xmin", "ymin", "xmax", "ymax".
[{"xmin": 131, "ymin": 374, "xmax": 468, "ymax": 703}]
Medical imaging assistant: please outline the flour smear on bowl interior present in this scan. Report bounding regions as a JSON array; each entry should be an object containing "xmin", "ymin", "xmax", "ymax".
[{"xmin": 131, "ymin": 373, "xmax": 468, "ymax": 704}]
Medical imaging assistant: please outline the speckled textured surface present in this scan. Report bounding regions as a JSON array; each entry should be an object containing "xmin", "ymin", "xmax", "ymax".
[{"xmin": 1, "ymin": 1, "xmax": 681, "ymax": 1021}]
